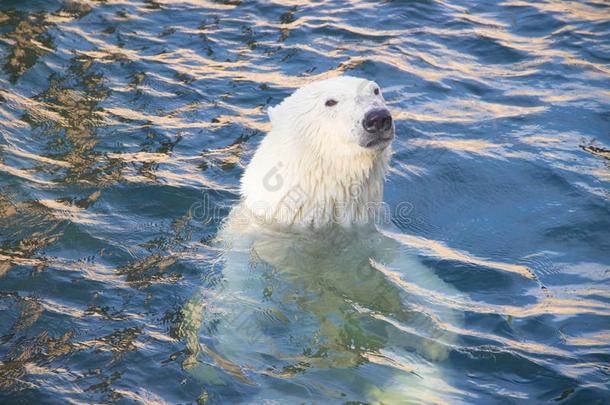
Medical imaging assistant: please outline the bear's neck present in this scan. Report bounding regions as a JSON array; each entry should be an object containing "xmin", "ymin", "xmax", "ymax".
[
  {"xmin": 295, "ymin": 149, "xmax": 390, "ymax": 228},
  {"xmin": 241, "ymin": 140, "xmax": 391, "ymax": 229}
]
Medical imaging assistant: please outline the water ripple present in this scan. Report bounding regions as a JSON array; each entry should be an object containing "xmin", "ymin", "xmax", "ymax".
[{"xmin": 0, "ymin": 0, "xmax": 609, "ymax": 403}]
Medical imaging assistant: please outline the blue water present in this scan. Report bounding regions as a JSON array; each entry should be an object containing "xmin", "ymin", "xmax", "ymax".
[{"xmin": 1, "ymin": 0, "xmax": 609, "ymax": 403}]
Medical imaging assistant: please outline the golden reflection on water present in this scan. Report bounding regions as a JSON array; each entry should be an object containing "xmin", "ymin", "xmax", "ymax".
[{"xmin": 0, "ymin": 0, "xmax": 608, "ymax": 402}]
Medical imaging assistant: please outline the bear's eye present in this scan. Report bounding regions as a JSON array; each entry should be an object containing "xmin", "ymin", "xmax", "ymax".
[
  {"xmin": 374, "ymin": 88, "xmax": 380, "ymax": 96},
  {"xmin": 325, "ymin": 99, "xmax": 338, "ymax": 107}
]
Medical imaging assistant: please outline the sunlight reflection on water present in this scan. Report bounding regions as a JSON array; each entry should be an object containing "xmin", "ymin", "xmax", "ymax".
[{"xmin": 0, "ymin": 0, "xmax": 609, "ymax": 403}]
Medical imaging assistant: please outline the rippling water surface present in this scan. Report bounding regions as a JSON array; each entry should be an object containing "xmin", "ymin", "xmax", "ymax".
[{"xmin": 1, "ymin": 0, "xmax": 609, "ymax": 403}]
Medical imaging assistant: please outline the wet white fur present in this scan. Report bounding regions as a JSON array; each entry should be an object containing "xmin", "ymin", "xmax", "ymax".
[{"xmin": 240, "ymin": 76, "xmax": 392, "ymax": 228}]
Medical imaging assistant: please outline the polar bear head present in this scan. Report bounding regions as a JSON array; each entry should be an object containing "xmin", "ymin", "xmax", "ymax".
[
  {"xmin": 267, "ymin": 76, "xmax": 394, "ymax": 154},
  {"xmin": 239, "ymin": 76, "xmax": 394, "ymax": 229}
]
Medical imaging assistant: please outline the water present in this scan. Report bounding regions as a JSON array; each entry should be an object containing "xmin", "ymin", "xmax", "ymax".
[{"xmin": 0, "ymin": 0, "xmax": 609, "ymax": 403}]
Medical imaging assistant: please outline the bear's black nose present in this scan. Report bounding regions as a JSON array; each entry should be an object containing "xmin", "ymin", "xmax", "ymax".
[{"xmin": 363, "ymin": 108, "xmax": 392, "ymax": 133}]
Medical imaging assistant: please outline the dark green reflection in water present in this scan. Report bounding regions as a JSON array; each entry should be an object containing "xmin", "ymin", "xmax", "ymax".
[{"xmin": 0, "ymin": 0, "xmax": 609, "ymax": 403}]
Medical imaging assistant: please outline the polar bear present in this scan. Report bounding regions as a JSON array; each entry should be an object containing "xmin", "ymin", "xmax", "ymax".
[{"xmin": 180, "ymin": 77, "xmax": 462, "ymax": 404}]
